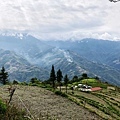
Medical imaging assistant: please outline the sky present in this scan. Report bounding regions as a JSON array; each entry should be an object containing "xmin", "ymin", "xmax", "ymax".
[{"xmin": 0, "ymin": 0, "xmax": 120, "ymax": 40}]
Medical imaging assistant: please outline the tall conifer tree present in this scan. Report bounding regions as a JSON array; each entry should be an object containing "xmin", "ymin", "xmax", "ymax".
[
  {"xmin": 64, "ymin": 74, "xmax": 69, "ymax": 93},
  {"xmin": 57, "ymin": 69, "xmax": 63, "ymax": 91},
  {"xmin": 0, "ymin": 66, "xmax": 9, "ymax": 85},
  {"xmin": 50, "ymin": 65, "xmax": 56, "ymax": 89}
]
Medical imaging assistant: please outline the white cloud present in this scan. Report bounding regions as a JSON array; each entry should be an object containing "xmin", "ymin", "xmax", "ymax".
[{"xmin": 0, "ymin": 0, "xmax": 120, "ymax": 40}]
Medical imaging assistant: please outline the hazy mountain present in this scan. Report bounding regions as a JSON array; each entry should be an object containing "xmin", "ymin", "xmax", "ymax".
[
  {"xmin": 33, "ymin": 47, "xmax": 120, "ymax": 85},
  {"xmin": 46, "ymin": 39, "xmax": 120, "ymax": 70},
  {"xmin": 0, "ymin": 34, "xmax": 120, "ymax": 86},
  {"xmin": 0, "ymin": 34, "xmax": 53, "ymax": 61},
  {"xmin": 0, "ymin": 49, "xmax": 49, "ymax": 82}
]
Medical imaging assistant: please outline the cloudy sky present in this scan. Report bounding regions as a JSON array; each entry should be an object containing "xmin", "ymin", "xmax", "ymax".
[{"xmin": 0, "ymin": 0, "xmax": 120, "ymax": 40}]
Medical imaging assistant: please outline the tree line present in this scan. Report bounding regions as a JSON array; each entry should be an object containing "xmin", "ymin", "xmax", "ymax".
[
  {"xmin": 49, "ymin": 65, "xmax": 69, "ymax": 93},
  {"xmin": 0, "ymin": 65, "xmax": 91, "ymax": 93},
  {"xmin": 47, "ymin": 65, "xmax": 97, "ymax": 93},
  {"xmin": 0, "ymin": 65, "xmax": 70, "ymax": 92}
]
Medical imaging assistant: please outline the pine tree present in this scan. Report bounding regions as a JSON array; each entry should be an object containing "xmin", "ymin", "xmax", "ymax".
[
  {"xmin": 50, "ymin": 65, "xmax": 56, "ymax": 89},
  {"xmin": 82, "ymin": 73, "xmax": 88, "ymax": 79},
  {"xmin": 64, "ymin": 74, "xmax": 69, "ymax": 93},
  {"xmin": 0, "ymin": 66, "xmax": 9, "ymax": 85},
  {"xmin": 57, "ymin": 69, "xmax": 63, "ymax": 91}
]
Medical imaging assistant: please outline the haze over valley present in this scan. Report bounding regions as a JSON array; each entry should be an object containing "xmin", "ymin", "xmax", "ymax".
[{"xmin": 0, "ymin": 33, "xmax": 120, "ymax": 86}]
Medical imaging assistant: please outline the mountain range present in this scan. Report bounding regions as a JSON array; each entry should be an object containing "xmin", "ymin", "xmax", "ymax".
[
  {"xmin": 0, "ymin": 33, "xmax": 120, "ymax": 86},
  {"xmin": 46, "ymin": 39, "xmax": 120, "ymax": 70}
]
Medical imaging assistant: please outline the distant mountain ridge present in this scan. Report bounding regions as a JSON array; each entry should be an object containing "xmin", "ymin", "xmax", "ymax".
[
  {"xmin": 0, "ymin": 49, "xmax": 49, "ymax": 82},
  {"xmin": 0, "ymin": 34, "xmax": 120, "ymax": 86},
  {"xmin": 46, "ymin": 39, "xmax": 120, "ymax": 70}
]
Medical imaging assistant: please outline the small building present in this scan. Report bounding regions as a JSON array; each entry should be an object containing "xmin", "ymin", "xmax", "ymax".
[
  {"xmin": 91, "ymin": 87, "xmax": 102, "ymax": 92},
  {"xmin": 80, "ymin": 88, "xmax": 92, "ymax": 92}
]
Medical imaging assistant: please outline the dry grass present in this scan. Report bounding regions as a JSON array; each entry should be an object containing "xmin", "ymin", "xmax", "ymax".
[{"xmin": 0, "ymin": 85, "xmax": 102, "ymax": 120}]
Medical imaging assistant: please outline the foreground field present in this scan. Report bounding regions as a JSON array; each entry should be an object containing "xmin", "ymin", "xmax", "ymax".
[{"xmin": 0, "ymin": 85, "xmax": 102, "ymax": 120}]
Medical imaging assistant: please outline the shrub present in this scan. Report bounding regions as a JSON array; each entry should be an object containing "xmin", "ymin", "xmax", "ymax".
[
  {"xmin": 55, "ymin": 91, "xmax": 68, "ymax": 98},
  {"xmin": 13, "ymin": 80, "xmax": 19, "ymax": 84},
  {"xmin": 20, "ymin": 82, "xmax": 28, "ymax": 86},
  {"xmin": 0, "ymin": 99, "xmax": 6, "ymax": 114},
  {"xmin": 0, "ymin": 102, "xmax": 27, "ymax": 120}
]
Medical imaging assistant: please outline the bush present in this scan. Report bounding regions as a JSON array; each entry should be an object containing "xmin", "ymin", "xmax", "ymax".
[
  {"xmin": 20, "ymin": 82, "xmax": 28, "ymax": 86},
  {"xmin": 13, "ymin": 80, "xmax": 19, "ymax": 84},
  {"xmin": 0, "ymin": 100, "xmax": 6, "ymax": 114},
  {"xmin": 0, "ymin": 102, "xmax": 27, "ymax": 120},
  {"xmin": 55, "ymin": 91, "xmax": 68, "ymax": 98}
]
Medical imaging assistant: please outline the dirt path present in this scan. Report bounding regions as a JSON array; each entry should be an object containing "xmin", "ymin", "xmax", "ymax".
[{"xmin": 0, "ymin": 85, "xmax": 103, "ymax": 120}]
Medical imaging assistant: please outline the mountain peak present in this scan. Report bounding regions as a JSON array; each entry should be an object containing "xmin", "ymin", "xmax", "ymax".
[{"xmin": 0, "ymin": 32, "xmax": 38, "ymax": 41}]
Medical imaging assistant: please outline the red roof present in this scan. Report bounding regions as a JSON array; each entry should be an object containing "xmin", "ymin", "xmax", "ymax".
[{"xmin": 91, "ymin": 87, "xmax": 102, "ymax": 91}]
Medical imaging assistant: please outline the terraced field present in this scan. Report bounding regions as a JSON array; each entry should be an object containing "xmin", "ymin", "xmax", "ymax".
[
  {"xmin": 0, "ymin": 85, "xmax": 102, "ymax": 120},
  {"xmin": 66, "ymin": 86, "xmax": 120, "ymax": 120},
  {"xmin": 67, "ymin": 78, "xmax": 120, "ymax": 120},
  {"xmin": 0, "ymin": 83, "xmax": 120, "ymax": 120}
]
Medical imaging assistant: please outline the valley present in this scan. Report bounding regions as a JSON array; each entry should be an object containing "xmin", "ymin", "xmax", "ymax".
[{"xmin": 0, "ymin": 34, "xmax": 120, "ymax": 86}]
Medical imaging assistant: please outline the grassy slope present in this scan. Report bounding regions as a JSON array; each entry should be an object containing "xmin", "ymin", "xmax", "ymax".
[{"xmin": 0, "ymin": 85, "xmax": 102, "ymax": 120}]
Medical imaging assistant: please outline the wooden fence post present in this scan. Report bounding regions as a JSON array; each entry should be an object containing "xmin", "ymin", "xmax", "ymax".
[{"xmin": 8, "ymin": 88, "xmax": 16, "ymax": 104}]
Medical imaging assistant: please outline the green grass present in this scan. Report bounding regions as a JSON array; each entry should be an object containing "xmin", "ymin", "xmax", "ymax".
[
  {"xmin": 81, "ymin": 78, "xmax": 97, "ymax": 83},
  {"xmin": 0, "ymin": 99, "xmax": 27, "ymax": 120},
  {"xmin": 0, "ymin": 99, "xmax": 7, "ymax": 114},
  {"xmin": 69, "ymin": 78, "xmax": 108, "ymax": 88}
]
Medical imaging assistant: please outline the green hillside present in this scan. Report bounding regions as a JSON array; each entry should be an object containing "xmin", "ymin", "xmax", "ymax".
[{"xmin": 70, "ymin": 78, "xmax": 108, "ymax": 88}]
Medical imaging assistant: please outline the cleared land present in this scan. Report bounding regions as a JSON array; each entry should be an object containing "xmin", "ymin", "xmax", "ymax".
[{"xmin": 0, "ymin": 85, "xmax": 102, "ymax": 120}]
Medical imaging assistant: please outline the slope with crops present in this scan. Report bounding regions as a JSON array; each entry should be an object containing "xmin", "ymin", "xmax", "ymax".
[{"xmin": 64, "ymin": 78, "xmax": 120, "ymax": 120}]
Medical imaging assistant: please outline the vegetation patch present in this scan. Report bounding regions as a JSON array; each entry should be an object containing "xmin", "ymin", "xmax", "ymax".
[
  {"xmin": 0, "ymin": 99, "xmax": 6, "ymax": 114},
  {"xmin": 55, "ymin": 90, "xmax": 68, "ymax": 98},
  {"xmin": 80, "ymin": 79, "xmax": 107, "ymax": 88},
  {"xmin": 0, "ymin": 99, "xmax": 27, "ymax": 120}
]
